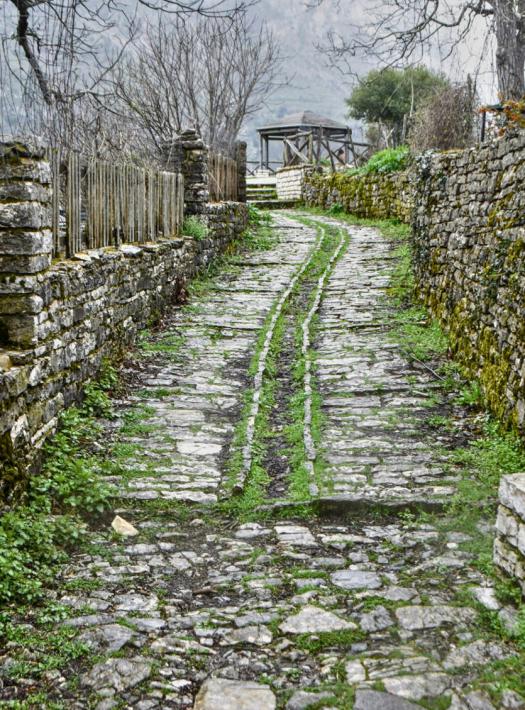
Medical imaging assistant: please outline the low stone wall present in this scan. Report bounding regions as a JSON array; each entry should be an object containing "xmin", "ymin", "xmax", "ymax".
[
  {"xmin": 303, "ymin": 170, "xmax": 413, "ymax": 222},
  {"xmin": 276, "ymin": 166, "xmax": 315, "ymax": 201},
  {"xmin": 412, "ymin": 130, "xmax": 525, "ymax": 432},
  {"xmin": 0, "ymin": 141, "xmax": 247, "ymax": 504},
  {"xmin": 494, "ymin": 474, "xmax": 525, "ymax": 595}
]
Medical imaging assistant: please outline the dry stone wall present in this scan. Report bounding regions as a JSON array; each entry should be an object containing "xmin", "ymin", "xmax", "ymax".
[
  {"xmin": 412, "ymin": 130, "xmax": 525, "ymax": 433},
  {"xmin": 276, "ymin": 166, "xmax": 316, "ymax": 201},
  {"xmin": 0, "ymin": 140, "xmax": 247, "ymax": 504},
  {"xmin": 494, "ymin": 473, "xmax": 525, "ymax": 595},
  {"xmin": 303, "ymin": 169, "xmax": 413, "ymax": 222}
]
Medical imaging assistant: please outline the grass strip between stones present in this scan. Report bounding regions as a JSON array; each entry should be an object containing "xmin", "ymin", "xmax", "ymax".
[
  {"xmin": 298, "ymin": 222, "xmax": 347, "ymax": 497},
  {"xmin": 225, "ymin": 223, "xmax": 324, "ymax": 496},
  {"xmin": 223, "ymin": 218, "xmax": 350, "ymax": 515}
]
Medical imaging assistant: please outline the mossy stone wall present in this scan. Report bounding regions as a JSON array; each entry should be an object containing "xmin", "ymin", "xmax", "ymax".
[
  {"xmin": 303, "ymin": 170, "xmax": 413, "ymax": 222},
  {"xmin": 412, "ymin": 130, "xmax": 525, "ymax": 433}
]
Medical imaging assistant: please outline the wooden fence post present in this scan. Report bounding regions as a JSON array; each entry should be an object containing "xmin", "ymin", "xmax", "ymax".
[{"xmin": 234, "ymin": 141, "xmax": 247, "ymax": 203}]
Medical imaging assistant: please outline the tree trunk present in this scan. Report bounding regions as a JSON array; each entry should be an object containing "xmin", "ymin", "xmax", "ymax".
[{"xmin": 495, "ymin": 0, "xmax": 525, "ymax": 99}]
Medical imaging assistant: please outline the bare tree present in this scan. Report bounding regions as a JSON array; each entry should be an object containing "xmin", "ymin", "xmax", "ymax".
[
  {"xmin": 409, "ymin": 79, "xmax": 478, "ymax": 150},
  {"xmin": 112, "ymin": 13, "xmax": 281, "ymax": 158},
  {"xmin": 310, "ymin": 0, "xmax": 525, "ymax": 100},
  {"xmin": 0, "ymin": 0, "xmax": 255, "ymax": 144}
]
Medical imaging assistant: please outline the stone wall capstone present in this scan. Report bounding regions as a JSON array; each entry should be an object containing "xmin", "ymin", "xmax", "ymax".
[{"xmin": 0, "ymin": 140, "xmax": 248, "ymax": 505}]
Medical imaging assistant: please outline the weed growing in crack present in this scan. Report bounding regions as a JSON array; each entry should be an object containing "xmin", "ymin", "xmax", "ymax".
[{"xmin": 183, "ymin": 215, "xmax": 209, "ymax": 240}]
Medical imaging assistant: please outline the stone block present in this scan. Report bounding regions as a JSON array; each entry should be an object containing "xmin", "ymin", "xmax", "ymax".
[
  {"xmin": 0, "ymin": 181, "xmax": 49, "ymax": 203},
  {"xmin": 499, "ymin": 473, "xmax": 525, "ymax": 519},
  {"xmin": 495, "ymin": 505, "xmax": 519, "ymax": 546},
  {"xmin": 0, "ymin": 294, "xmax": 44, "ymax": 315},
  {"xmin": 0, "ymin": 312, "xmax": 40, "ymax": 347},
  {"xmin": 518, "ymin": 523, "xmax": 525, "ymax": 557},
  {"xmin": 493, "ymin": 536, "xmax": 518, "ymax": 577},
  {"xmin": 0, "ymin": 230, "xmax": 53, "ymax": 256},
  {"xmin": 0, "ymin": 202, "xmax": 51, "ymax": 230},
  {"xmin": 0, "ymin": 252, "xmax": 51, "ymax": 274}
]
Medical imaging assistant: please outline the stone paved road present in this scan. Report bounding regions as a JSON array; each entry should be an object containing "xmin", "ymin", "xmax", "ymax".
[
  {"xmin": 311, "ymin": 217, "xmax": 456, "ymax": 504},
  {"xmin": 2, "ymin": 213, "xmax": 523, "ymax": 710}
]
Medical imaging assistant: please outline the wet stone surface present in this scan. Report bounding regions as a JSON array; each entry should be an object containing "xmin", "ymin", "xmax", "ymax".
[{"xmin": 1, "ymin": 213, "xmax": 522, "ymax": 709}]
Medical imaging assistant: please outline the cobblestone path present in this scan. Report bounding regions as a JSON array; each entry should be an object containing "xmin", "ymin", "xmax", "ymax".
[{"xmin": 3, "ymin": 214, "xmax": 523, "ymax": 710}]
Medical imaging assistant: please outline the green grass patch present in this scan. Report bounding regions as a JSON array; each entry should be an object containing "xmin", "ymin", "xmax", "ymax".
[
  {"xmin": 294, "ymin": 628, "xmax": 366, "ymax": 653},
  {"xmin": 391, "ymin": 306, "xmax": 448, "ymax": 362},
  {"xmin": 1, "ymin": 612, "xmax": 90, "ymax": 680},
  {"xmin": 183, "ymin": 215, "xmax": 209, "ymax": 240}
]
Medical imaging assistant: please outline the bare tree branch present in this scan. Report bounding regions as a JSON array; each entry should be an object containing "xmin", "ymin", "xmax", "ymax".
[
  {"xmin": 1, "ymin": 0, "xmax": 258, "ymax": 144},
  {"xmin": 110, "ymin": 12, "xmax": 282, "ymax": 159},
  {"xmin": 312, "ymin": 0, "xmax": 524, "ymax": 99}
]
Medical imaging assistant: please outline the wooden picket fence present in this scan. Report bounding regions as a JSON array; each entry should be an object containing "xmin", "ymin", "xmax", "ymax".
[
  {"xmin": 209, "ymin": 152, "xmax": 238, "ymax": 202},
  {"xmin": 48, "ymin": 149, "xmax": 184, "ymax": 258}
]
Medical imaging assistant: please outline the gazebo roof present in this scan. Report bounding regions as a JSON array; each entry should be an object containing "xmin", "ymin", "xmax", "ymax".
[{"xmin": 258, "ymin": 110, "xmax": 348, "ymax": 134}]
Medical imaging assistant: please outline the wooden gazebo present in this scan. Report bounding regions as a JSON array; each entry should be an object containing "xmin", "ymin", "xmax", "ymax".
[{"xmin": 257, "ymin": 110, "xmax": 366, "ymax": 172}]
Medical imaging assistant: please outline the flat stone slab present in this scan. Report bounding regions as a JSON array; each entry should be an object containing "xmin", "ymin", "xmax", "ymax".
[
  {"xmin": 383, "ymin": 673, "xmax": 452, "ymax": 701},
  {"xmin": 275, "ymin": 525, "xmax": 317, "ymax": 547},
  {"xmin": 194, "ymin": 678, "xmax": 276, "ymax": 710},
  {"xmin": 81, "ymin": 657, "xmax": 151, "ymax": 693},
  {"xmin": 223, "ymin": 625, "xmax": 273, "ymax": 645},
  {"xmin": 354, "ymin": 690, "xmax": 421, "ymax": 710},
  {"xmin": 330, "ymin": 569, "xmax": 382, "ymax": 590},
  {"xmin": 286, "ymin": 690, "xmax": 333, "ymax": 709},
  {"xmin": 279, "ymin": 605, "xmax": 356, "ymax": 634},
  {"xmin": 395, "ymin": 605, "xmax": 475, "ymax": 630},
  {"xmin": 78, "ymin": 623, "xmax": 134, "ymax": 652}
]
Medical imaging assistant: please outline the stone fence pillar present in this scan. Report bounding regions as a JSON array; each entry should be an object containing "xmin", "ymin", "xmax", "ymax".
[
  {"xmin": 234, "ymin": 140, "xmax": 247, "ymax": 203},
  {"xmin": 164, "ymin": 130, "xmax": 209, "ymax": 217},
  {"xmin": 0, "ymin": 141, "xmax": 52, "ymax": 349},
  {"xmin": 493, "ymin": 473, "xmax": 525, "ymax": 596}
]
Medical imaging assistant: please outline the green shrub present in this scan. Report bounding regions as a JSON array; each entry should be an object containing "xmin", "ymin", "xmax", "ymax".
[
  {"xmin": 183, "ymin": 216, "xmax": 209, "ymax": 240},
  {"xmin": 347, "ymin": 146, "xmax": 410, "ymax": 176},
  {"xmin": 328, "ymin": 203, "xmax": 344, "ymax": 215}
]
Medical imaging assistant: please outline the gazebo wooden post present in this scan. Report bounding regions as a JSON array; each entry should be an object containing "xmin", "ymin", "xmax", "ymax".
[
  {"xmin": 256, "ymin": 112, "xmax": 368, "ymax": 172},
  {"xmin": 308, "ymin": 132, "xmax": 314, "ymax": 163},
  {"xmin": 344, "ymin": 129, "xmax": 351, "ymax": 165},
  {"xmin": 259, "ymin": 134, "xmax": 264, "ymax": 169}
]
